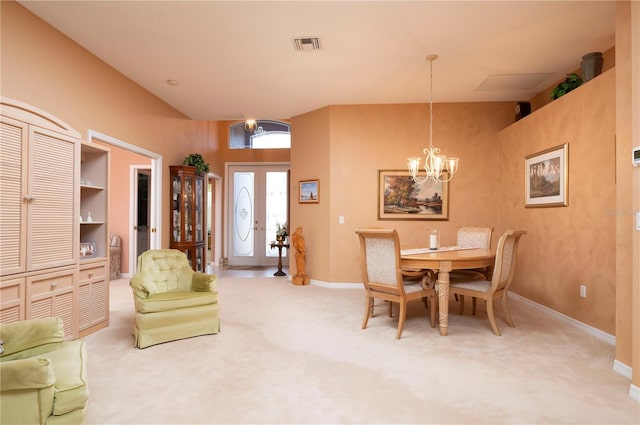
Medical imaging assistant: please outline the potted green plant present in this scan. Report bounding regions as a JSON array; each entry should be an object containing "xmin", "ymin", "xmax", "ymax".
[
  {"xmin": 550, "ymin": 73, "xmax": 583, "ymax": 100},
  {"xmin": 182, "ymin": 153, "xmax": 210, "ymax": 174}
]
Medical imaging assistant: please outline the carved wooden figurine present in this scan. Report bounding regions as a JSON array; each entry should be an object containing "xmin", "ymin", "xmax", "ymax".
[{"xmin": 291, "ymin": 227, "xmax": 310, "ymax": 285}]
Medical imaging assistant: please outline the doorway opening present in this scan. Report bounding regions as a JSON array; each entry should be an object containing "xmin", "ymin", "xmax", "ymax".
[
  {"xmin": 225, "ymin": 163, "xmax": 290, "ymax": 267},
  {"xmin": 133, "ymin": 167, "xmax": 151, "ymax": 263},
  {"xmin": 87, "ymin": 130, "xmax": 162, "ymax": 277}
]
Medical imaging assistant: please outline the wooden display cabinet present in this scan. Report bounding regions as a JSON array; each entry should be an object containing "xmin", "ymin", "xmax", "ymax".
[{"xmin": 170, "ymin": 166, "xmax": 207, "ymax": 272}]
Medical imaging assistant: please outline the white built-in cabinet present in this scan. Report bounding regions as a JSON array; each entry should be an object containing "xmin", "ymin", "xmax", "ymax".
[
  {"xmin": 78, "ymin": 142, "xmax": 110, "ymax": 337},
  {"xmin": 0, "ymin": 97, "xmax": 109, "ymax": 339}
]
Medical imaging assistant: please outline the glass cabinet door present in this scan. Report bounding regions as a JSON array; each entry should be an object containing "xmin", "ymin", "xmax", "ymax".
[
  {"xmin": 195, "ymin": 176, "xmax": 204, "ymax": 243},
  {"xmin": 172, "ymin": 176, "xmax": 182, "ymax": 243},
  {"xmin": 184, "ymin": 176, "xmax": 193, "ymax": 242}
]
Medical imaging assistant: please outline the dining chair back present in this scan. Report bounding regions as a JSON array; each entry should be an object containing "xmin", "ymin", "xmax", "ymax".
[
  {"xmin": 449, "ymin": 229, "xmax": 527, "ymax": 336},
  {"xmin": 457, "ymin": 227, "xmax": 492, "ymax": 248},
  {"xmin": 355, "ymin": 228, "xmax": 436, "ymax": 339},
  {"xmin": 452, "ymin": 227, "xmax": 494, "ymax": 312}
]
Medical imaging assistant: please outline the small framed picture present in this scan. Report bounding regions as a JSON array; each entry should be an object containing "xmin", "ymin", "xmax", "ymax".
[
  {"xmin": 525, "ymin": 143, "xmax": 569, "ymax": 207},
  {"xmin": 299, "ymin": 179, "xmax": 319, "ymax": 203},
  {"xmin": 80, "ymin": 241, "xmax": 96, "ymax": 259}
]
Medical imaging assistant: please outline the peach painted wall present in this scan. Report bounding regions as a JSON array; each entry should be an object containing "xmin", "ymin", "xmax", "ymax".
[
  {"xmin": 290, "ymin": 108, "xmax": 332, "ymax": 281},
  {"xmin": 290, "ymin": 102, "xmax": 514, "ymax": 283},
  {"xmin": 497, "ymin": 69, "xmax": 616, "ymax": 334},
  {"xmin": 614, "ymin": 0, "xmax": 639, "ymax": 383},
  {"xmin": 630, "ymin": 0, "xmax": 640, "ymax": 395},
  {"xmin": 1, "ymin": 2, "xmax": 213, "ymax": 252},
  {"xmin": 93, "ymin": 141, "xmax": 151, "ymax": 275}
]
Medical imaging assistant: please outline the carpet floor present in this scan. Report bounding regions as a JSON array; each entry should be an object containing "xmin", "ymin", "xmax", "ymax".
[{"xmin": 83, "ymin": 272, "xmax": 639, "ymax": 424}]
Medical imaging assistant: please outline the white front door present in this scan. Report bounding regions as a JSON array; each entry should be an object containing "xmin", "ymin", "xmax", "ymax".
[{"xmin": 228, "ymin": 164, "xmax": 289, "ymax": 267}]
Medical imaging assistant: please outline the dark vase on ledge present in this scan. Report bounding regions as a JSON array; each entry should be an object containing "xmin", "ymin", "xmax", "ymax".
[{"xmin": 580, "ymin": 52, "xmax": 603, "ymax": 82}]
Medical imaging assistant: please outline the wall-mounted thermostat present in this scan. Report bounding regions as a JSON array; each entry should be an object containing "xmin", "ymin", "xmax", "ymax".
[{"xmin": 634, "ymin": 146, "xmax": 640, "ymax": 166}]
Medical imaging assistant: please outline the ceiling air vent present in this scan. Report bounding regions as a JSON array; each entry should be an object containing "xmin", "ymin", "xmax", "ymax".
[{"xmin": 293, "ymin": 37, "xmax": 320, "ymax": 51}]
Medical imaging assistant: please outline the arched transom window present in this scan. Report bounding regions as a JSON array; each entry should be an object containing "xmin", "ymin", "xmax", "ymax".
[{"xmin": 229, "ymin": 120, "xmax": 291, "ymax": 149}]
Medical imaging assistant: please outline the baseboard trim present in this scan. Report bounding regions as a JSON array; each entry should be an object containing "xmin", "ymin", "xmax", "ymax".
[
  {"xmin": 614, "ymin": 360, "xmax": 633, "ymax": 380},
  {"xmin": 509, "ymin": 292, "xmax": 616, "ymax": 345},
  {"xmin": 310, "ymin": 279, "xmax": 358, "ymax": 289},
  {"xmin": 630, "ymin": 384, "xmax": 640, "ymax": 402}
]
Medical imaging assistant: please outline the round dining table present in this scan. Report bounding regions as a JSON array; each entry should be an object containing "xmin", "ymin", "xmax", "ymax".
[{"xmin": 400, "ymin": 247, "xmax": 495, "ymax": 336}]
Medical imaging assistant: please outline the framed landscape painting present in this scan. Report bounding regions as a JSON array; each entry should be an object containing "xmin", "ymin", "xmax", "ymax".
[
  {"xmin": 525, "ymin": 143, "xmax": 568, "ymax": 207},
  {"xmin": 378, "ymin": 170, "xmax": 449, "ymax": 220}
]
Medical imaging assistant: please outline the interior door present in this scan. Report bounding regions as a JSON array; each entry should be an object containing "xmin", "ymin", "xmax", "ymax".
[
  {"xmin": 132, "ymin": 168, "xmax": 151, "ymax": 269},
  {"xmin": 228, "ymin": 164, "xmax": 289, "ymax": 267}
]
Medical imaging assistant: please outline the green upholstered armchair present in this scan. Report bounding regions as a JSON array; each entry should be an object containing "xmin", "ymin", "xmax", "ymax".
[
  {"xmin": 130, "ymin": 249, "xmax": 220, "ymax": 349},
  {"xmin": 0, "ymin": 317, "xmax": 88, "ymax": 425}
]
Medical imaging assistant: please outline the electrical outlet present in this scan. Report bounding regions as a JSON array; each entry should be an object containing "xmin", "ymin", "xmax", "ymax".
[
  {"xmin": 580, "ymin": 285, "xmax": 587, "ymax": 298},
  {"xmin": 338, "ymin": 216, "xmax": 345, "ymax": 224}
]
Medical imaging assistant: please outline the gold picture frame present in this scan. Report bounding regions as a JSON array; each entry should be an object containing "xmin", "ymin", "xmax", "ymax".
[
  {"xmin": 299, "ymin": 179, "xmax": 319, "ymax": 203},
  {"xmin": 525, "ymin": 143, "xmax": 569, "ymax": 207},
  {"xmin": 378, "ymin": 170, "xmax": 449, "ymax": 220}
]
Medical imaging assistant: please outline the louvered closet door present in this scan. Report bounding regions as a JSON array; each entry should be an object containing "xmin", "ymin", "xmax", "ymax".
[
  {"xmin": 28, "ymin": 127, "xmax": 78, "ymax": 271},
  {"xmin": 0, "ymin": 117, "xmax": 28, "ymax": 275}
]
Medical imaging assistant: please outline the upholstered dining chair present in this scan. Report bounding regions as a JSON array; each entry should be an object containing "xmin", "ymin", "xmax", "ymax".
[
  {"xmin": 449, "ymin": 229, "xmax": 527, "ymax": 336},
  {"xmin": 355, "ymin": 228, "xmax": 437, "ymax": 339},
  {"xmin": 450, "ymin": 226, "xmax": 493, "ymax": 313},
  {"xmin": 457, "ymin": 227, "xmax": 493, "ymax": 251}
]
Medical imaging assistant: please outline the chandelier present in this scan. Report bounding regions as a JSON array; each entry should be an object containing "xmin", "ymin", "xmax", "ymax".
[{"xmin": 407, "ymin": 55, "xmax": 458, "ymax": 184}]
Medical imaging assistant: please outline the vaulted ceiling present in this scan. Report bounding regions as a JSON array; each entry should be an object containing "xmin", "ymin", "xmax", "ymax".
[{"xmin": 19, "ymin": 1, "xmax": 616, "ymax": 121}]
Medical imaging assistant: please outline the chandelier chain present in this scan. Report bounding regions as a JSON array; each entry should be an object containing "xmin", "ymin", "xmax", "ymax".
[{"xmin": 429, "ymin": 57, "xmax": 433, "ymax": 149}]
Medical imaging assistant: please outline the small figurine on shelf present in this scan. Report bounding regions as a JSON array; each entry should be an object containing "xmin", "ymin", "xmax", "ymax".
[
  {"xmin": 275, "ymin": 222, "xmax": 288, "ymax": 243},
  {"xmin": 86, "ymin": 212, "xmax": 93, "ymax": 223}
]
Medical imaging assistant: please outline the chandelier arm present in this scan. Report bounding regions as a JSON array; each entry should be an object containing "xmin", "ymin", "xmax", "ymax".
[
  {"xmin": 411, "ymin": 174, "xmax": 430, "ymax": 185},
  {"xmin": 434, "ymin": 171, "xmax": 455, "ymax": 183}
]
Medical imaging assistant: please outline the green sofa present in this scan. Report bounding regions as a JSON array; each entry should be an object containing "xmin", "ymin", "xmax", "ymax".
[
  {"xmin": 0, "ymin": 317, "xmax": 88, "ymax": 425},
  {"xmin": 130, "ymin": 249, "xmax": 220, "ymax": 349}
]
